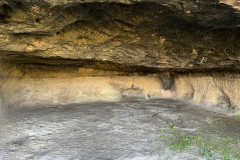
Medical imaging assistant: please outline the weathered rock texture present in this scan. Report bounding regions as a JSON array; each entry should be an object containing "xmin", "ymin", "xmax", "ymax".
[
  {"xmin": 175, "ymin": 72, "xmax": 240, "ymax": 112},
  {"xmin": 0, "ymin": 0, "xmax": 240, "ymax": 111},
  {"xmin": 0, "ymin": 62, "xmax": 174, "ymax": 108},
  {"xmin": 1, "ymin": 61, "xmax": 239, "ymax": 112},
  {"xmin": 1, "ymin": 1, "xmax": 240, "ymax": 69}
]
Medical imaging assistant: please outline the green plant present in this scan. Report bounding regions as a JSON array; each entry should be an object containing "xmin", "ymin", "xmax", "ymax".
[
  {"xmin": 168, "ymin": 133, "xmax": 196, "ymax": 151},
  {"xmin": 167, "ymin": 121, "xmax": 178, "ymax": 128},
  {"xmin": 201, "ymin": 146, "xmax": 215, "ymax": 160},
  {"xmin": 164, "ymin": 130, "xmax": 240, "ymax": 160},
  {"xmin": 160, "ymin": 135, "xmax": 166, "ymax": 139}
]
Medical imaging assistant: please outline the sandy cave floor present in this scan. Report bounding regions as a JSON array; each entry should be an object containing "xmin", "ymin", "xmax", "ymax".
[{"xmin": 0, "ymin": 99, "xmax": 240, "ymax": 160}]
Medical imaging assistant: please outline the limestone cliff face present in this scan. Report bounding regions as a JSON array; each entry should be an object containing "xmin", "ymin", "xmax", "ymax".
[{"xmin": 0, "ymin": 0, "xmax": 240, "ymax": 112}]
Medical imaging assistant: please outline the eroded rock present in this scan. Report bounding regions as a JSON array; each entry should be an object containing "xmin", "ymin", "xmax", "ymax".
[
  {"xmin": 175, "ymin": 72, "xmax": 240, "ymax": 112},
  {"xmin": 0, "ymin": 1, "xmax": 240, "ymax": 69},
  {"xmin": 0, "ymin": 0, "xmax": 240, "ymax": 112}
]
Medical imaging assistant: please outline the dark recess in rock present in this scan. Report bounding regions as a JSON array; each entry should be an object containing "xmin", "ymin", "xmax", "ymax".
[
  {"xmin": 0, "ymin": 4, "xmax": 12, "ymax": 23},
  {"xmin": 159, "ymin": 74, "xmax": 175, "ymax": 90}
]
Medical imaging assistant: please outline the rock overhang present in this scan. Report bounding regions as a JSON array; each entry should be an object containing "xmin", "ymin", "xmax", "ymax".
[
  {"xmin": 0, "ymin": 0, "xmax": 240, "ymax": 112},
  {"xmin": 1, "ymin": 0, "xmax": 240, "ymax": 70}
]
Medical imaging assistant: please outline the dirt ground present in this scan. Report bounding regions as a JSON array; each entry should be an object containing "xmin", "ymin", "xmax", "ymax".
[{"xmin": 0, "ymin": 99, "xmax": 239, "ymax": 160}]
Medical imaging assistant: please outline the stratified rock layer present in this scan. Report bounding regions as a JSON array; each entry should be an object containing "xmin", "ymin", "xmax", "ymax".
[
  {"xmin": 0, "ymin": 1, "xmax": 240, "ymax": 70},
  {"xmin": 0, "ymin": 0, "xmax": 240, "ymax": 112}
]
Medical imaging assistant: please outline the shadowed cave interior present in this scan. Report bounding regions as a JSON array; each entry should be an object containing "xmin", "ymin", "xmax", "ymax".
[
  {"xmin": 0, "ymin": 1, "xmax": 240, "ymax": 160},
  {"xmin": 0, "ymin": 1, "xmax": 240, "ymax": 112}
]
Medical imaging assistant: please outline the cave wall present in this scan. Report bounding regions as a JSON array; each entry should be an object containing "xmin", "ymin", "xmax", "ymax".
[
  {"xmin": 1, "ymin": 61, "xmax": 240, "ymax": 112},
  {"xmin": 0, "ymin": 62, "xmax": 171, "ymax": 108},
  {"xmin": 2, "ymin": 75, "xmax": 165, "ymax": 108},
  {"xmin": 175, "ymin": 72, "xmax": 240, "ymax": 112},
  {"xmin": 0, "ymin": 0, "xmax": 240, "ymax": 112}
]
